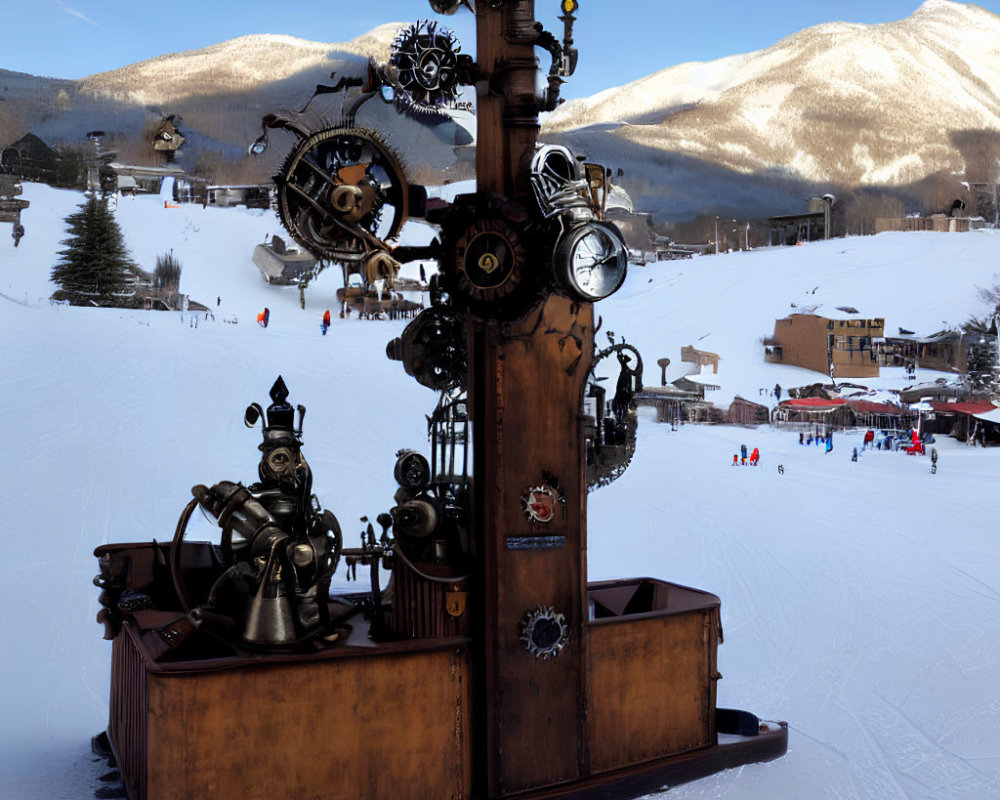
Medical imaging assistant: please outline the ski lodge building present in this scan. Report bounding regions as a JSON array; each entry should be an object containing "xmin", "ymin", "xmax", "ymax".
[{"xmin": 764, "ymin": 313, "xmax": 885, "ymax": 379}]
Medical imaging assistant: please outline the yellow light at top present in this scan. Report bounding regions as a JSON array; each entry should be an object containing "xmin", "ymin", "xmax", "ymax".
[{"xmin": 561, "ymin": 0, "xmax": 579, "ymax": 13}]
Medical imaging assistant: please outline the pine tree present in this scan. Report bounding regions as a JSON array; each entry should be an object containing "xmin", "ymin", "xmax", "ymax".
[
  {"xmin": 965, "ymin": 334, "xmax": 997, "ymax": 398},
  {"xmin": 50, "ymin": 194, "xmax": 137, "ymax": 306}
]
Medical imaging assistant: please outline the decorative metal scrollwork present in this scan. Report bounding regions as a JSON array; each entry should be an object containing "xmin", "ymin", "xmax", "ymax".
[
  {"xmin": 520, "ymin": 605, "xmax": 570, "ymax": 659},
  {"xmin": 585, "ymin": 336, "xmax": 644, "ymax": 491}
]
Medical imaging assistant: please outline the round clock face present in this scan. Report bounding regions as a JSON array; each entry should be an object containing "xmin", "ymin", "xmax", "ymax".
[
  {"xmin": 454, "ymin": 218, "xmax": 526, "ymax": 304},
  {"xmin": 556, "ymin": 223, "xmax": 628, "ymax": 302}
]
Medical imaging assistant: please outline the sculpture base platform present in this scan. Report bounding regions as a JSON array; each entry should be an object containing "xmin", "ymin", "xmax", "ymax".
[{"xmin": 100, "ymin": 553, "xmax": 786, "ymax": 800}]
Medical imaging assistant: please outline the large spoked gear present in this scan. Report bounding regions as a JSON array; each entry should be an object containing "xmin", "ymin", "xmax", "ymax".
[
  {"xmin": 388, "ymin": 21, "xmax": 462, "ymax": 115},
  {"xmin": 275, "ymin": 126, "xmax": 409, "ymax": 263}
]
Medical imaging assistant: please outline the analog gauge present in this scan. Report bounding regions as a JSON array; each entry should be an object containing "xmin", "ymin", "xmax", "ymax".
[{"xmin": 554, "ymin": 222, "xmax": 628, "ymax": 302}]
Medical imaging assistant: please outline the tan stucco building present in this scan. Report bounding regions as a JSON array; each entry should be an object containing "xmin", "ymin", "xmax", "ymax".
[{"xmin": 765, "ymin": 313, "xmax": 884, "ymax": 378}]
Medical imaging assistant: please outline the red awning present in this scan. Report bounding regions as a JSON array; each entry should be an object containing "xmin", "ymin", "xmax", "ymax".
[
  {"xmin": 847, "ymin": 400, "xmax": 906, "ymax": 414},
  {"xmin": 928, "ymin": 402, "xmax": 996, "ymax": 415},
  {"xmin": 780, "ymin": 398, "xmax": 848, "ymax": 407}
]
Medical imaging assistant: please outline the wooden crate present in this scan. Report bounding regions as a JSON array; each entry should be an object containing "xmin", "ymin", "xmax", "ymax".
[
  {"xmin": 586, "ymin": 579, "xmax": 720, "ymax": 774},
  {"xmin": 109, "ymin": 622, "xmax": 472, "ymax": 800}
]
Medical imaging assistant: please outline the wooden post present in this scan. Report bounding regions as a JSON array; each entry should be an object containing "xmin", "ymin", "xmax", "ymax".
[{"xmin": 469, "ymin": 3, "xmax": 594, "ymax": 795}]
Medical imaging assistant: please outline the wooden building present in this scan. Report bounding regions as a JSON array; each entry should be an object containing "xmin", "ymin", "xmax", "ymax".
[
  {"xmin": 772, "ymin": 397, "xmax": 853, "ymax": 428},
  {"xmin": 767, "ymin": 195, "xmax": 835, "ymax": 245},
  {"xmin": 906, "ymin": 330, "xmax": 995, "ymax": 374},
  {"xmin": 846, "ymin": 399, "xmax": 913, "ymax": 430},
  {"xmin": 765, "ymin": 313, "xmax": 884, "ymax": 379},
  {"xmin": 99, "ymin": 163, "xmax": 187, "ymax": 196},
  {"xmin": 636, "ymin": 384, "xmax": 703, "ymax": 424},
  {"xmin": 924, "ymin": 401, "xmax": 997, "ymax": 443},
  {"xmin": 1, "ymin": 133, "xmax": 59, "ymax": 182},
  {"xmin": 681, "ymin": 345, "xmax": 720, "ymax": 374},
  {"xmin": 726, "ymin": 396, "xmax": 770, "ymax": 425}
]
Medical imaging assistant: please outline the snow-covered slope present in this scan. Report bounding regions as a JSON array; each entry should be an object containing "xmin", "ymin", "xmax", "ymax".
[
  {"xmin": 1, "ymin": 183, "xmax": 999, "ymax": 799},
  {"xmin": 545, "ymin": 0, "xmax": 1000, "ymax": 187}
]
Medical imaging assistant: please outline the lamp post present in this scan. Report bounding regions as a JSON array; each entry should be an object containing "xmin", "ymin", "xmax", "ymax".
[{"xmin": 714, "ymin": 216, "xmax": 719, "ymax": 255}]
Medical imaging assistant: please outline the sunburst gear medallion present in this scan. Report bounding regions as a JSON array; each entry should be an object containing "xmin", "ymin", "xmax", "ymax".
[
  {"xmin": 520, "ymin": 606, "xmax": 570, "ymax": 660},
  {"xmin": 275, "ymin": 127, "xmax": 409, "ymax": 263},
  {"xmin": 388, "ymin": 20, "xmax": 463, "ymax": 116},
  {"xmin": 449, "ymin": 215, "xmax": 532, "ymax": 317}
]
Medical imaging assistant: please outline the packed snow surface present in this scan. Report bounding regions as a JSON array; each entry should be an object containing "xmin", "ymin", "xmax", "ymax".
[{"xmin": 1, "ymin": 183, "xmax": 999, "ymax": 799}]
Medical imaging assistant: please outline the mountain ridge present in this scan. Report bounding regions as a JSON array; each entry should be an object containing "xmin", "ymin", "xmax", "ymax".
[
  {"xmin": 542, "ymin": 0, "xmax": 1000, "ymax": 194},
  {"xmin": 3, "ymin": 2, "xmax": 999, "ymax": 223}
]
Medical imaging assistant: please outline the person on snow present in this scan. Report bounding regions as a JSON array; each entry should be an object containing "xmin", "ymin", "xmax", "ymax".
[
  {"xmin": 321, "ymin": 309, "xmax": 331, "ymax": 335},
  {"xmin": 749, "ymin": 447, "xmax": 760, "ymax": 466},
  {"xmin": 863, "ymin": 429, "xmax": 875, "ymax": 450},
  {"xmin": 740, "ymin": 444, "xmax": 748, "ymax": 465},
  {"xmin": 825, "ymin": 432, "xmax": 833, "ymax": 454},
  {"xmin": 257, "ymin": 307, "xmax": 270, "ymax": 328}
]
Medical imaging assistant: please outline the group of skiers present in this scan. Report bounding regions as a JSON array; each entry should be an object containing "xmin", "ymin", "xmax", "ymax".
[
  {"xmin": 799, "ymin": 431, "xmax": 834, "ymax": 453},
  {"xmin": 861, "ymin": 428, "xmax": 932, "ymax": 453},
  {"xmin": 732, "ymin": 444, "xmax": 761, "ymax": 466}
]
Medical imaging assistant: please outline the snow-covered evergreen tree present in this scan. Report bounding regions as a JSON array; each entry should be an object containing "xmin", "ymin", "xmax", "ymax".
[
  {"xmin": 50, "ymin": 194, "xmax": 137, "ymax": 306},
  {"xmin": 964, "ymin": 332, "xmax": 997, "ymax": 398}
]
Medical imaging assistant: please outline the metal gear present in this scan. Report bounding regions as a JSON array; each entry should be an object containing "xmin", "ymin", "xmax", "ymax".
[
  {"xmin": 275, "ymin": 126, "xmax": 409, "ymax": 263},
  {"xmin": 388, "ymin": 21, "xmax": 462, "ymax": 114},
  {"xmin": 520, "ymin": 605, "xmax": 570, "ymax": 660}
]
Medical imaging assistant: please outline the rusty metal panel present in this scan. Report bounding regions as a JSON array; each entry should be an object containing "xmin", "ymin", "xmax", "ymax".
[{"xmin": 586, "ymin": 612, "xmax": 714, "ymax": 773}]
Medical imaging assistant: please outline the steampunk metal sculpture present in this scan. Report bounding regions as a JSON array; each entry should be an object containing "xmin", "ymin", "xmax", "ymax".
[
  {"xmin": 170, "ymin": 376, "xmax": 343, "ymax": 649},
  {"xmin": 94, "ymin": 4, "xmax": 787, "ymax": 799}
]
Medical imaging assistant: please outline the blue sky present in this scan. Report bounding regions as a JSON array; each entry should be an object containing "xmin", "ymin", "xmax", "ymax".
[{"xmin": 6, "ymin": 0, "xmax": 1000, "ymax": 98}]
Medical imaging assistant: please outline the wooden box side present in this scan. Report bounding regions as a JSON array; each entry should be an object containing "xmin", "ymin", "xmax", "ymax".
[
  {"xmin": 109, "ymin": 629, "xmax": 150, "ymax": 800},
  {"xmin": 144, "ymin": 647, "xmax": 472, "ymax": 800},
  {"xmin": 586, "ymin": 611, "xmax": 715, "ymax": 774}
]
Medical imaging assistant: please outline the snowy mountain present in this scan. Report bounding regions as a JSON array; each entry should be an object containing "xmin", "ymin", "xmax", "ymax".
[
  {"xmin": 0, "ymin": 24, "xmax": 474, "ymax": 182},
  {"xmin": 76, "ymin": 27, "xmax": 400, "ymax": 104},
  {"xmin": 5, "ymin": 2, "xmax": 1000, "ymax": 221},
  {"xmin": 2, "ymin": 183, "xmax": 1000, "ymax": 799},
  {"xmin": 542, "ymin": 0, "xmax": 1000, "ymax": 219}
]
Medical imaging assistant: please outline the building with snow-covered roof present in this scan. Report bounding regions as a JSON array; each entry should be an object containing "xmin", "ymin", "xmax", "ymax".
[
  {"xmin": 726, "ymin": 396, "xmax": 771, "ymax": 425},
  {"xmin": 924, "ymin": 401, "xmax": 999, "ymax": 445},
  {"xmin": 771, "ymin": 397, "xmax": 853, "ymax": 429},
  {"xmin": 845, "ymin": 399, "xmax": 913, "ymax": 430},
  {"xmin": 764, "ymin": 312, "xmax": 884, "ymax": 379}
]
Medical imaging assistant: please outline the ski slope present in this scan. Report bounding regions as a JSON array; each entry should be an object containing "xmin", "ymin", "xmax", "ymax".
[{"xmin": 0, "ymin": 183, "xmax": 998, "ymax": 800}]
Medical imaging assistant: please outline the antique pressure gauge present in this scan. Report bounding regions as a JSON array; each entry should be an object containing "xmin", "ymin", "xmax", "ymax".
[{"xmin": 553, "ymin": 221, "xmax": 628, "ymax": 302}]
